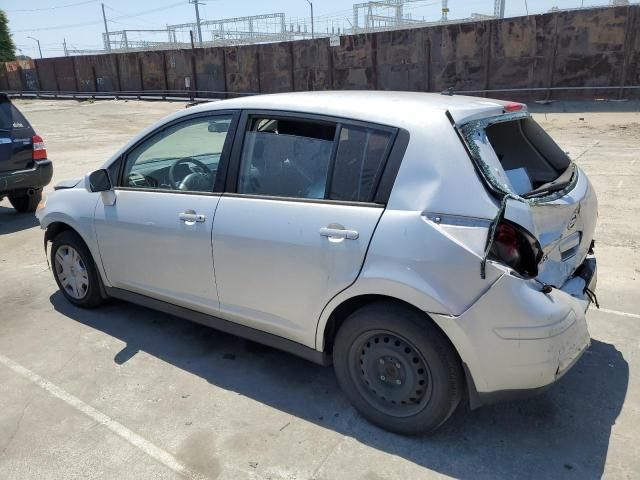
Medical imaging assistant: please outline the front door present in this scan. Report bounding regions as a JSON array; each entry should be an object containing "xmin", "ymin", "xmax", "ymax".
[
  {"xmin": 212, "ymin": 113, "xmax": 396, "ymax": 347},
  {"xmin": 94, "ymin": 112, "xmax": 236, "ymax": 314}
]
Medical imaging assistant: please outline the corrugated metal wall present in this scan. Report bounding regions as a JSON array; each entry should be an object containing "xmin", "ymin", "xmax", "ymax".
[{"xmin": 1, "ymin": 6, "xmax": 638, "ymax": 100}]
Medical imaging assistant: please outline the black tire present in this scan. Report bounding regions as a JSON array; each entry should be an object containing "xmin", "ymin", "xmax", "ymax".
[
  {"xmin": 51, "ymin": 230, "xmax": 104, "ymax": 308},
  {"xmin": 9, "ymin": 189, "xmax": 41, "ymax": 213},
  {"xmin": 333, "ymin": 301, "xmax": 463, "ymax": 435}
]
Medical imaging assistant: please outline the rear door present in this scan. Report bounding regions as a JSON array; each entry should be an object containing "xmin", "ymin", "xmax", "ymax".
[
  {"xmin": 0, "ymin": 97, "xmax": 34, "ymax": 172},
  {"xmin": 212, "ymin": 111, "xmax": 396, "ymax": 347}
]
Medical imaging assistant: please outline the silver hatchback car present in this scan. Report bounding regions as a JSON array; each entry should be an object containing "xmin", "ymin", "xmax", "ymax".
[{"xmin": 37, "ymin": 92, "xmax": 598, "ymax": 434}]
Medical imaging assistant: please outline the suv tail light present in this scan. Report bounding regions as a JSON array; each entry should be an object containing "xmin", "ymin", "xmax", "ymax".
[
  {"xmin": 489, "ymin": 219, "xmax": 543, "ymax": 278},
  {"xmin": 32, "ymin": 135, "xmax": 47, "ymax": 161}
]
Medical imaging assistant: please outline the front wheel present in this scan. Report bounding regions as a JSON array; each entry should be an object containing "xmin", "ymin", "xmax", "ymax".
[
  {"xmin": 51, "ymin": 230, "xmax": 104, "ymax": 308},
  {"xmin": 333, "ymin": 301, "xmax": 463, "ymax": 435}
]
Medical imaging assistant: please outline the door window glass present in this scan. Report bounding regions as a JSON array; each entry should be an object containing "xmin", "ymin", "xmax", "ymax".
[
  {"xmin": 238, "ymin": 117, "xmax": 335, "ymax": 199},
  {"xmin": 122, "ymin": 115, "xmax": 232, "ymax": 192},
  {"xmin": 329, "ymin": 126, "xmax": 393, "ymax": 202}
]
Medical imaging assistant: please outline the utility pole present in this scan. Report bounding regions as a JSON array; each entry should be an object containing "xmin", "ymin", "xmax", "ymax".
[
  {"xmin": 101, "ymin": 3, "xmax": 111, "ymax": 52},
  {"xmin": 441, "ymin": 0, "xmax": 449, "ymax": 21},
  {"xmin": 189, "ymin": 0, "xmax": 204, "ymax": 48},
  {"xmin": 27, "ymin": 36, "xmax": 43, "ymax": 59},
  {"xmin": 305, "ymin": 0, "xmax": 314, "ymax": 39},
  {"xmin": 63, "ymin": 38, "xmax": 68, "ymax": 57}
]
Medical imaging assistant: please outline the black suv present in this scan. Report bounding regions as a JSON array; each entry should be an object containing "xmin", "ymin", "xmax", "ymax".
[{"xmin": 0, "ymin": 93, "xmax": 52, "ymax": 213}]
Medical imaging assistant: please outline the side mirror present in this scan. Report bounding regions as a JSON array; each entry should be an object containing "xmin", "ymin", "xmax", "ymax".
[
  {"xmin": 208, "ymin": 121, "xmax": 229, "ymax": 133},
  {"xmin": 87, "ymin": 169, "xmax": 112, "ymax": 192}
]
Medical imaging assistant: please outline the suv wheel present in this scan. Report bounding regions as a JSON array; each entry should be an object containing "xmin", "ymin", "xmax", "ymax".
[
  {"xmin": 9, "ymin": 189, "xmax": 42, "ymax": 213},
  {"xmin": 333, "ymin": 301, "xmax": 463, "ymax": 435},
  {"xmin": 51, "ymin": 230, "xmax": 104, "ymax": 308}
]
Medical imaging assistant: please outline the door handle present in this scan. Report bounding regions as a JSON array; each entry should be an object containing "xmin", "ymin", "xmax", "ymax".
[
  {"xmin": 319, "ymin": 227, "xmax": 359, "ymax": 240},
  {"xmin": 179, "ymin": 210, "xmax": 206, "ymax": 223}
]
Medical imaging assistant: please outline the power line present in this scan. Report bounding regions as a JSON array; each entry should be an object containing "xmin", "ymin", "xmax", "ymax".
[
  {"xmin": 12, "ymin": 1, "xmax": 187, "ymax": 33},
  {"xmin": 6, "ymin": 0, "xmax": 97, "ymax": 13},
  {"xmin": 104, "ymin": 5, "xmax": 165, "ymax": 28}
]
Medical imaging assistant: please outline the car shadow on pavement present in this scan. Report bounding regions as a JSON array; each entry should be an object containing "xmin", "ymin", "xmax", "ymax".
[
  {"xmin": 51, "ymin": 292, "xmax": 628, "ymax": 480},
  {"xmin": 0, "ymin": 205, "xmax": 39, "ymax": 235}
]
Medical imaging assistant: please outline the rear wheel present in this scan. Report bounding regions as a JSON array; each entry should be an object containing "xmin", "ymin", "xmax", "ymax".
[
  {"xmin": 333, "ymin": 301, "xmax": 463, "ymax": 435},
  {"xmin": 51, "ymin": 230, "xmax": 104, "ymax": 308},
  {"xmin": 9, "ymin": 189, "xmax": 41, "ymax": 213}
]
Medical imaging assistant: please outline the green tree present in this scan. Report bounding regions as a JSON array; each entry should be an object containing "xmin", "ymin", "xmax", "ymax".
[{"xmin": 0, "ymin": 10, "xmax": 17, "ymax": 62}]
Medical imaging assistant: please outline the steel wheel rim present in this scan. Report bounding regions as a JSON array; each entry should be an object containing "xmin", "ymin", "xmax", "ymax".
[
  {"xmin": 348, "ymin": 329, "xmax": 433, "ymax": 417},
  {"xmin": 54, "ymin": 245, "xmax": 89, "ymax": 300}
]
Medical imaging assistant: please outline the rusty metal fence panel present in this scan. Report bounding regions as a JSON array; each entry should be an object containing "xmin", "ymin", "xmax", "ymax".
[{"xmin": 3, "ymin": 6, "xmax": 639, "ymax": 101}]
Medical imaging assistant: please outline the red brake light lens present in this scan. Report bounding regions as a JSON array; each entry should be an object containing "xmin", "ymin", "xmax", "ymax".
[
  {"xmin": 503, "ymin": 102, "xmax": 524, "ymax": 112},
  {"xmin": 32, "ymin": 135, "xmax": 47, "ymax": 161},
  {"xmin": 490, "ymin": 220, "xmax": 543, "ymax": 278}
]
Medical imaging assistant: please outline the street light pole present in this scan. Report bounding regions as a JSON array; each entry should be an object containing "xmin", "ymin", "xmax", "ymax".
[
  {"xmin": 305, "ymin": 0, "xmax": 314, "ymax": 39},
  {"xmin": 27, "ymin": 36, "xmax": 42, "ymax": 58}
]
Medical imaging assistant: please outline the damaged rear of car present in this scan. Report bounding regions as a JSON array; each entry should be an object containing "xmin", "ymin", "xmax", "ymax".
[{"xmin": 435, "ymin": 101, "xmax": 598, "ymax": 406}]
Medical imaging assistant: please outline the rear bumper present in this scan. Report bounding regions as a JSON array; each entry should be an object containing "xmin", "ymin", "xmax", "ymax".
[
  {"xmin": 0, "ymin": 160, "xmax": 53, "ymax": 195},
  {"xmin": 432, "ymin": 255, "xmax": 597, "ymax": 408}
]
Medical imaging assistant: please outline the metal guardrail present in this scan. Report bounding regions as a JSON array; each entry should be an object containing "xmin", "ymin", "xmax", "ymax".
[
  {"xmin": 5, "ymin": 85, "xmax": 640, "ymax": 103},
  {"xmin": 5, "ymin": 89, "xmax": 259, "ymax": 101}
]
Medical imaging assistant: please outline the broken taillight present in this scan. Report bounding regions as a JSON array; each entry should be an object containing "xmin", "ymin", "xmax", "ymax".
[
  {"xmin": 32, "ymin": 135, "xmax": 47, "ymax": 161},
  {"xmin": 489, "ymin": 219, "xmax": 543, "ymax": 278}
]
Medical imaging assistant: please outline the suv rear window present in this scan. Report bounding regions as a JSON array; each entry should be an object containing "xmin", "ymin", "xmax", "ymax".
[{"xmin": 463, "ymin": 114, "xmax": 572, "ymax": 197}]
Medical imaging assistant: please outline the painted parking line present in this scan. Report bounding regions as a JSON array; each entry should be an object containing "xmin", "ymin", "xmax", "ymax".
[
  {"xmin": 0, "ymin": 353, "xmax": 206, "ymax": 480},
  {"xmin": 596, "ymin": 308, "xmax": 640, "ymax": 320}
]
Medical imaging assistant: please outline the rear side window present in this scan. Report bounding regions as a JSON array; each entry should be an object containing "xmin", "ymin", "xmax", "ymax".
[
  {"xmin": 237, "ymin": 116, "xmax": 395, "ymax": 202},
  {"xmin": 238, "ymin": 117, "xmax": 336, "ymax": 199},
  {"xmin": 329, "ymin": 126, "xmax": 393, "ymax": 202},
  {"xmin": 0, "ymin": 101, "xmax": 30, "ymax": 130}
]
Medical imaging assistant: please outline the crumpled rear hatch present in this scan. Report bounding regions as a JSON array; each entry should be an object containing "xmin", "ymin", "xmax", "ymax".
[{"xmin": 452, "ymin": 103, "xmax": 598, "ymax": 289}]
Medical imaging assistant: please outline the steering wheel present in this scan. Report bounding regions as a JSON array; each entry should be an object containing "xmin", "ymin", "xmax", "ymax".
[{"xmin": 168, "ymin": 157, "xmax": 212, "ymax": 189}]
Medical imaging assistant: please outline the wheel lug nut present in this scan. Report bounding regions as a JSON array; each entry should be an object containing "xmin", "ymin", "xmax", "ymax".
[
  {"xmin": 380, "ymin": 375, "xmax": 386, "ymax": 381},
  {"xmin": 395, "ymin": 363, "xmax": 401, "ymax": 369}
]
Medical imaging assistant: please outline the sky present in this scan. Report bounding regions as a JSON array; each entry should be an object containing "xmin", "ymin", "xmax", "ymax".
[{"xmin": 3, "ymin": 0, "xmax": 630, "ymax": 59}]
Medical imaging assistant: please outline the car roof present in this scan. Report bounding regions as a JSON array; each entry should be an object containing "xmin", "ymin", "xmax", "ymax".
[{"xmin": 187, "ymin": 91, "xmax": 510, "ymax": 129}]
